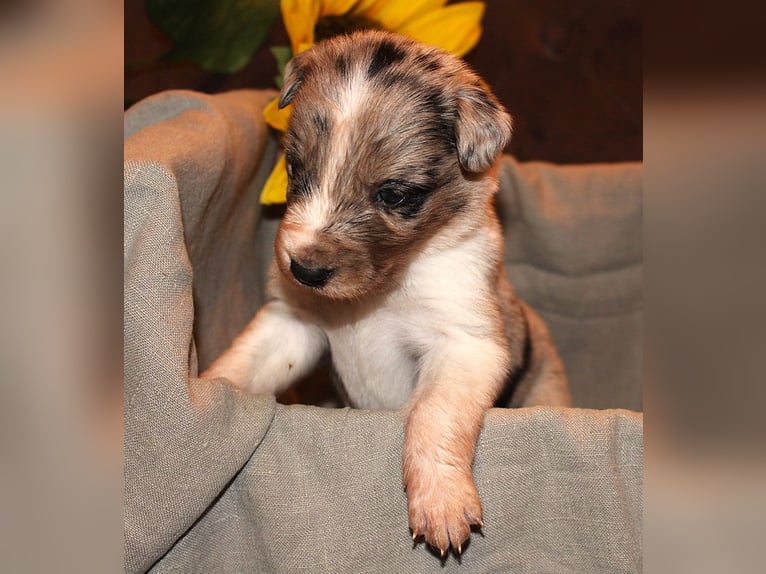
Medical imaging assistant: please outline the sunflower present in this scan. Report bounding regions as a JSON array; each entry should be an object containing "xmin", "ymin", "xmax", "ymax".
[{"xmin": 260, "ymin": 0, "xmax": 485, "ymax": 204}]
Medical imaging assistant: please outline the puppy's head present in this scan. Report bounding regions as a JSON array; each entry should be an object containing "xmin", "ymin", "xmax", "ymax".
[{"xmin": 274, "ymin": 31, "xmax": 512, "ymax": 300}]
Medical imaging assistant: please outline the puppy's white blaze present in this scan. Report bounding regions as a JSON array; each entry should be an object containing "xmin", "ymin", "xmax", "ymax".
[
  {"xmin": 336, "ymin": 68, "xmax": 370, "ymax": 120},
  {"xmin": 322, "ymin": 71, "xmax": 370, "ymax": 195},
  {"xmin": 288, "ymin": 190, "xmax": 335, "ymax": 234}
]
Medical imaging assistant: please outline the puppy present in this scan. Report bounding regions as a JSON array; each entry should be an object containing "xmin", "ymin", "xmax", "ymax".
[{"xmin": 203, "ymin": 30, "xmax": 570, "ymax": 556}]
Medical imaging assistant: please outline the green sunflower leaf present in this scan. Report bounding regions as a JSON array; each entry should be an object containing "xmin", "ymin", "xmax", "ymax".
[
  {"xmin": 147, "ymin": 0, "xmax": 281, "ymax": 74},
  {"xmin": 270, "ymin": 46, "xmax": 292, "ymax": 88}
]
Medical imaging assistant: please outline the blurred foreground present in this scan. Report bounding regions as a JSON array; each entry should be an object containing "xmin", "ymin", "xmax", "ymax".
[
  {"xmin": 0, "ymin": 1, "xmax": 123, "ymax": 572},
  {"xmin": 645, "ymin": 91, "xmax": 766, "ymax": 573}
]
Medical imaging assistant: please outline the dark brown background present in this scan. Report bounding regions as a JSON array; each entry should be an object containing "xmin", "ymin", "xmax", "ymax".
[{"xmin": 126, "ymin": 0, "xmax": 641, "ymax": 164}]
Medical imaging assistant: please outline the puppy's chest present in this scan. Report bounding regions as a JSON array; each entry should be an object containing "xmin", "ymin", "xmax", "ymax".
[
  {"xmin": 323, "ymin": 304, "xmax": 422, "ymax": 410},
  {"xmin": 296, "ymin": 230, "xmax": 497, "ymax": 409}
]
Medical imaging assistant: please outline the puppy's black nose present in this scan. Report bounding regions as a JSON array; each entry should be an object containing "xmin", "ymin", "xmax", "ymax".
[{"xmin": 290, "ymin": 259, "xmax": 334, "ymax": 288}]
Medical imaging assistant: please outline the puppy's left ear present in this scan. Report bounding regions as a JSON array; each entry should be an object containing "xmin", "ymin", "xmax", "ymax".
[
  {"xmin": 278, "ymin": 52, "xmax": 310, "ymax": 109},
  {"xmin": 454, "ymin": 87, "xmax": 513, "ymax": 173}
]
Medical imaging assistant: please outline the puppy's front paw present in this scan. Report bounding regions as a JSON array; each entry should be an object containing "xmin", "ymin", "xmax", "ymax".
[{"xmin": 406, "ymin": 468, "xmax": 483, "ymax": 556}]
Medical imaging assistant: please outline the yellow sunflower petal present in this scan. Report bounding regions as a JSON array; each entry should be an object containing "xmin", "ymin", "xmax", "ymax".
[
  {"xmin": 263, "ymin": 97, "xmax": 293, "ymax": 132},
  {"xmin": 360, "ymin": 0, "xmax": 447, "ymax": 31},
  {"xmin": 397, "ymin": 2, "xmax": 485, "ymax": 57},
  {"xmin": 281, "ymin": 0, "xmax": 321, "ymax": 53},
  {"xmin": 450, "ymin": 25, "xmax": 482, "ymax": 58},
  {"xmin": 350, "ymin": 0, "xmax": 379, "ymax": 15},
  {"xmin": 296, "ymin": 41, "xmax": 314, "ymax": 54},
  {"xmin": 260, "ymin": 154, "xmax": 289, "ymax": 205},
  {"xmin": 320, "ymin": 0, "xmax": 359, "ymax": 17}
]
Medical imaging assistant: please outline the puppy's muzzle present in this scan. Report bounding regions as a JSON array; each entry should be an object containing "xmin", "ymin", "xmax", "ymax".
[{"xmin": 290, "ymin": 258, "xmax": 335, "ymax": 288}]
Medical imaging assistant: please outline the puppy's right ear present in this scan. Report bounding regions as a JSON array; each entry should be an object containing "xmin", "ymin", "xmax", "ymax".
[
  {"xmin": 278, "ymin": 53, "xmax": 309, "ymax": 109},
  {"xmin": 454, "ymin": 86, "xmax": 513, "ymax": 173}
]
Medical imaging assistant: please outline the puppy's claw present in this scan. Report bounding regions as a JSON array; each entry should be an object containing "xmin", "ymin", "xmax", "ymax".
[
  {"xmin": 457, "ymin": 544, "xmax": 462, "ymax": 555},
  {"xmin": 440, "ymin": 548, "xmax": 446, "ymax": 558},
  {"xmin": 412, "ymin": 532, "xmax": 418, "ymax": 541}
]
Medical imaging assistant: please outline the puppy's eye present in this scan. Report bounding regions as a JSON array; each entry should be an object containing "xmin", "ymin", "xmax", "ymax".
[{"xmin": 376, "ymin": 187, "xmax": 406, "ymax": 207}]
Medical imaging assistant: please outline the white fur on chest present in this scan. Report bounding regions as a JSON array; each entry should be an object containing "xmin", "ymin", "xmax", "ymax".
[
  {"xmin": 316, "ymin": 225, "xmax": 500, "ymax": 409},
  {"xmin": 325, "ymin": 307, "xmax": 417, "ymax": 409}
]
